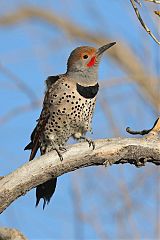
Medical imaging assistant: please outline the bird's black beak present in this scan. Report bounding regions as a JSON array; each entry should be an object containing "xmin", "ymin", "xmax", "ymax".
[{"xmin": 96, "ymin": 42, "xmax": 116, "ymax": 57}]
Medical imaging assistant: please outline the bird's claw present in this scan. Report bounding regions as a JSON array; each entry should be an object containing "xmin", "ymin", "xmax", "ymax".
[
  {"xmin": 87, "ymin": 139, "xmax": 95, "ymax": 150},
  {"xmin": 55, "ymin": 149, "xmax": 63, "ymax": 161},
  {"xmin": 59, "ymin": 146, "xmax": 67, "ymax": 152},
  {"xmin": 81, "ymin": 137, "xmax": 95, "ymax": 150},
  {"xmin": 54, "ymin": 145, "xmax": 66, "ymax": 161}
]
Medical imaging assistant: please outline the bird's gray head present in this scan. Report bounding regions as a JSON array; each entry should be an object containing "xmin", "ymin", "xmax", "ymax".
[{"xmin": 67, "ymin": 42, "xmax": 116, "ymax": 85}]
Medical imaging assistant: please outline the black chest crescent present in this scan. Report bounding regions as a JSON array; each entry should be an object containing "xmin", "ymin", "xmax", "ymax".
[{"xmin": 76, "ymin": 83, "xmax": 99, "ymax": 99}]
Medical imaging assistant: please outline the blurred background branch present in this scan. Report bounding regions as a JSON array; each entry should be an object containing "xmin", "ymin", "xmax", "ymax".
[{"xmin": 0, "ymin": 6, "xmax": 159, "ymax": 112}]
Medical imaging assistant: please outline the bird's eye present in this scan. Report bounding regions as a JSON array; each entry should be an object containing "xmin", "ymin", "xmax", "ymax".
[{"xmin": 83, "ymin": 54, "xmax": 88, "ymax": 59}]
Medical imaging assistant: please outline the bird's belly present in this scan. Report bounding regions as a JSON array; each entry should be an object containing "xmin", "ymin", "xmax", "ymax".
[
  {"xmin": 67, "ymin": 97, "xmax": 96, "ymax": 134},
  {"xmin": 43, "ymin": 92, "xmax": 96, "ymax": 147}
]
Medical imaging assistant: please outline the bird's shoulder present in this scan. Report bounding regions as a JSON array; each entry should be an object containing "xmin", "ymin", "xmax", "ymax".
[
  {"xmin": 45, "ymin": 74, "xmax": 66, "ymax": 88},
  {"xmin": 44, "ymin": 74, "xmax": 75, "ymax": 102}
]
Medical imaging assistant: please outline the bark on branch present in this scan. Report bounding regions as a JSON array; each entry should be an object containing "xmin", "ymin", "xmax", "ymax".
[
  {"xmin": 0, "ymin": 137, "xmax": 160, "ymax": 214},
  {"xmin": 0, "ymin": 228, "xmax": 27, "ymax": 240}
]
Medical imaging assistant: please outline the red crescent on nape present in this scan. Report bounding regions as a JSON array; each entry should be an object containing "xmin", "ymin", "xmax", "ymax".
[{"xmin": 87, "ymin": 56, "xmax": 96, "ymax": 67}]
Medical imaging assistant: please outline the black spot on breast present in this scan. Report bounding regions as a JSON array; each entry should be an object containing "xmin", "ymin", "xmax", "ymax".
[{"xmin": 76, "ymin": 83, "xmax": 99, "ymax": 99}]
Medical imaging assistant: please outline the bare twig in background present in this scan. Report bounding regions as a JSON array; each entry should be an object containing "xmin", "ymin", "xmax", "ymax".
[
  {"xmin": 145, "ymin": 0, "xmax": 160, "ymax": 3},
  {"xmin": 134, "ymin": 0, "xmax": 142, "ymax": 6},
  {"xmin": 99, "ymin": 97, "xmax": 121, "ymax": 136},
  {"xmin": 156, "ymin": 168, "xmax": 160, "ymax": 239},
  {"xmin": 79, "ymin": 210, "xmax": 109, "ymax": 239},
  {"xmin": 0, "ymin": 100, "xmax": 41, "ymax": 125},
  {"xmin": 71, "ymin": 176, "xmax": 84, "ymax": 240},
  {"xmin": 130, "ymin": 0, "xmax": 160, "ymax": 45},
  {"xmin": 126, "ymin": 117, "xmax": 160, "ymax": 135},
  {"xmin": 155, "ymin": 11, "xmax": 160, "ymax": 17},
  {"xmin": 0, "ymin": 61, "xmax": 41, "ymax": 125},
  {"xmin": 100, "ymin": 77, "xmax": 130, "ymax": 89},
  {"xmin": 117, "ymin": 169, "xmax": 141, "ymax": 239},
  {"xmin": 0, "ymin": 63, "xmax": 37, "ymax": 101}
]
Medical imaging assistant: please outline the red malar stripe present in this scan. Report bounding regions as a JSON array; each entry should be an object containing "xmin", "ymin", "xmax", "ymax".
[{"xmin": 87, "ymin": 56, "xmax": 96, "ymax": 67}]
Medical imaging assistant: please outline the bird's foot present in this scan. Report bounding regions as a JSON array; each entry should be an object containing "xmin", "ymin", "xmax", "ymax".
[
  {"xmin": 59, "ymin": 146, "xmax": 67, "ymax": 152},
  {"xmin": 55, "ymin": 148, "xmax": 63, "ymax": 161},
  {"xmin": 81, "ymin": 136, "xmax": 95, "ymax": 150},
  {"xmin": 53, "ymin": 144, "xmax": 66, "ymax": 161}
]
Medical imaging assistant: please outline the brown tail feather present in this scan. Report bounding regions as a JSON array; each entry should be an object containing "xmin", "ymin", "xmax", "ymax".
[
  {"xmin": 24, "ymin": 138, "xmax": 40, "ymax": 161},
  {"xmin": 25, "ymin": 111, "xmax": 57, "ymax": 208},
  {"xmin": 29, "ymin": 140, "xmax": 40, "ymax": 161},
  {"xmin": 24, "ymin": 142, "xmax": 33, "ymax": 150}
]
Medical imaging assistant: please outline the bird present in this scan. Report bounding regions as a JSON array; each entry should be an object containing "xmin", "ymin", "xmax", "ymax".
[{"xmin": 25, "ymin": 42, "xmax": 116, "ymax": 209}]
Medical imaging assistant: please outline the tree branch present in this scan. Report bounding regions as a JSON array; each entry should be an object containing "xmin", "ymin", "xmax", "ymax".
[
  {"xmin": 0, "ymin": 137, "xmax": 160, "ymax": 214},
  {"xmin": 130, "ymin": 0, "xmax": 160, "ymax": 45},
  {"xmin": 0, "ymin": 228, "xmax": 27, "ymax": 240}
]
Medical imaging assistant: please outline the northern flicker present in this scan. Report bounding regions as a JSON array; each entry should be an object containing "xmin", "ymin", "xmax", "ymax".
[{"xmin": 25, "ymin": 42, "xmax": 116, "ymax": 209}]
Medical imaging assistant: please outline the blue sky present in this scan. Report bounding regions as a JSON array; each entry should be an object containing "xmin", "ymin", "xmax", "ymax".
[{"xmin": 0, "ymin": 1, "xmax": 159, "ymax": 239}]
